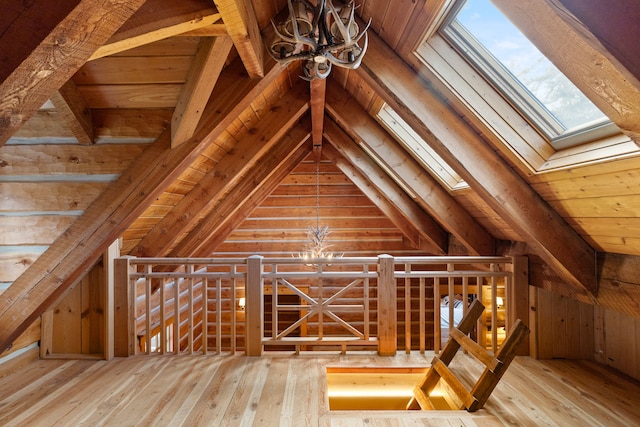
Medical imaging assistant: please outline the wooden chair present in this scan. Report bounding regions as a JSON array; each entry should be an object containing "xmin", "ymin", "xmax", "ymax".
[{"xmin": 407, "ymin": 299, "xmax": 529, "ymax": 411}]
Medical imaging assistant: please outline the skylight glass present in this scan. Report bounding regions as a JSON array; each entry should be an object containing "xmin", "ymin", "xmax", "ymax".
[
  {"xmin": 447, "ymin": 0, "xmax": 617, "ymax": 148},
  {"xmin": 376, "ymin": 103, "xmax": 468, "ymax": 191}
]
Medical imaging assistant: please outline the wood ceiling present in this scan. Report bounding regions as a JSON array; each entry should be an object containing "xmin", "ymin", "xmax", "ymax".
[{"xmin": 1, "ymin": 0, "xmax": 640, "ymax": 352}]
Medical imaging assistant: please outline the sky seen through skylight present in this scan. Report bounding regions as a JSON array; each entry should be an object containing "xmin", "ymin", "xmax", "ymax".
[{"xmin": 456, "ymin": 0, "xmax": 606, "ymax": 131}]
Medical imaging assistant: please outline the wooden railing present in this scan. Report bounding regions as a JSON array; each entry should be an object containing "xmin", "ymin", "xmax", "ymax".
[
  {"xmin": 114, "ymin": 255, "xmax": 525, "ymax": 357},
  {"xmin": 258, "ymin": 256, "xmax": 381, "ymax": 354},
  {"xmin": 394, "ymin": 257, "xmax": 514, "ymax": 355},
  {"xmin": 114, "ymin": 257, "xmax": 247, "ymax": 356}
]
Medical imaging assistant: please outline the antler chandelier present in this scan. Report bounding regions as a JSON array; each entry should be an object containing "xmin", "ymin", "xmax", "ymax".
[{"xmin": 269, "ymin": 0, "xmax": 370, "ymax": 80}]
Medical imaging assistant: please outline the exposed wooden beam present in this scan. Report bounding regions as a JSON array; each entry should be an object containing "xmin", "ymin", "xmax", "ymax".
[
  {"xmin": 214, "ymin": 0, "xmax": 264, "ymax": 78},
  {"xmin": 325, "ymin": 82, "xmax": 495, "ymax": 256},
  {"xmin": 323, "ymin": 123, "xmax": 447, "ymax": 254},
  {"xmin": 169, "ymin": 122, "xmax": 313, "ymax": 257},
  {"xmin": 50, "ymin": 79, "xmax": 94, "ymax": 145},
  {"xmin": 0, "ymin": 51, "xmax": 286, "ymax": 354},
  {"xmin": 0, "ymin": 0, "xmax": 146, "ymax": 147},
  {"xmin": 396, "ymin": 0, "xmax": 455, "ymax": 59},
  {"xmin": 134, "ymin": 81, "xmax": 310, "ymax": 257},
  {"xmin": 171, "ymin": 36, "xmax": 234, "ymax": 147},
  {"xmin": 492, "ymin": 0, "xmax": 640, "ymax": 144},
  {"xmin": 359, "ymin": 29, "xmax": 597, "ymax": 297},
  {"xmin": 557, "ymin": 0, "xmax": 640, "ymax": 81},
  {"xmin": 178, "ymin": 24, "xmax": 228, "ymax": 37},
  {"xmin": 310, "ymin": 79, "xmax": 326, "ymax": 160},
  {"xmin": 89, "ymin": 0, "xmax": 222, "ymax": 60}
]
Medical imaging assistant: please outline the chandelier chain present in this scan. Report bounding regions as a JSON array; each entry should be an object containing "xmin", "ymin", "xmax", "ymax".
[{"xmin": 315, "ymin": 159, "xmax": 320, "ymax": 228}]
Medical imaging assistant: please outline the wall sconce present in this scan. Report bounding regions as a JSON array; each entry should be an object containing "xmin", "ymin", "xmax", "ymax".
[
  {"xmin": 238, "ymin": 297, "xmax": 246, "ymax": 310},
  {"xmin": 496, "ymin": 296, "xmax": 504, "ymax": 309}
]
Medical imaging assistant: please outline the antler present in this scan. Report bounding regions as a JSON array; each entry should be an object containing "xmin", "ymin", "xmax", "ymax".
[
  {"xmin": 326, "ymin": 30, "xmax": 368, "ymax": 69},
  {"xmin": 269, "ymin": 0, "xmax": 370, "ymax": 79}
]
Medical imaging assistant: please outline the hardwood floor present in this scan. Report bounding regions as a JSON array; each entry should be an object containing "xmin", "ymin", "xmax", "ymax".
[{"xmin": 0, "ymin": 351, "xmax": 639, "ymax": 426}]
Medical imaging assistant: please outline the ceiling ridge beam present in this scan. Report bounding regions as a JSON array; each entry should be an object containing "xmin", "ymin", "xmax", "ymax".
[
  {"xmin": 310, "ymin": 79, "xmax": 327, "ymax": 159},
  {"xmin": 325, "ymin": 80, "xmax": 495, "ymax": 256},
  {"xmin": 358, "ymin": 28, "xmax": 597, "ymax": 297},
  {"xmin": 0, "ymin": 0, "xmax": 147, "ymax": 147},
  {"xmin": 169, "ymin": 123, "xmax": 313, "ymax": 258},
  {"xmin": 133, "ymin": 81, "xmax": 310, "ymax": 257},
  {"xmin": 323, "ymin": 119, "xmax": 447, "ymax": 254},
  {"xmin": 0, "ymin": 49, "xmax": 286, "ymax": 353}
]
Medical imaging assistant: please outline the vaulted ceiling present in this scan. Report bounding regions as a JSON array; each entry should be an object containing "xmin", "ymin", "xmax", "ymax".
[{"xmin": 1, "ymin": 0, "xmax": 640, "ymax": 352}]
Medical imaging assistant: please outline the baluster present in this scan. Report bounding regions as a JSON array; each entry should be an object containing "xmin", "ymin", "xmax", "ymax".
[
  {"xmin": 202, "ymin": 277, "xmax": 208, "ymax": 355},
  {"xmin": 434, "ymin": 276, "xmax": 440, "ymax": 353},
  {"xmin": 364, "ymin": 263, "xmax": 370, "ymax": 342},
  {"xmin": 145, "ymin": 264, "xmax": 151, "ymax": 354},
  {"xmin": 216, "ymin": 277, "xmax": 222, "ymax": 354},
  {"xmin": 419, "ymin": 277, "xmax": 425, "ymax": 354},
  {"xmin": 173, "ymin": 274, "xmax": 180, "ymax": 354},
  {"xmin": 447, "ymin": 263, "xmax": 455, "ymax": 333},
  {"xmin": 160, "ymin": 277, "xmax": 166, "ymax": 354},
  {"xmin": 187, "ymin": 265, "xmax": 194, "ymax": 354},
  {"xmin": 477, "ymin": 275, "xmax": 483, "ymax": 349},
  {"xmin": 231, "ymin": 265, "xmax": 237, "ymax": 354},
  {"xmin": 462, "ymin": 276, "xmax": 469, "ymax": 319},
  {"xmin": 404, "ymin": 263, "xmax": 411, "ymax": 353},
  {"xmin": 272, "ymin": 276, "xmax": 278, "ymax": 341},
  {"xmin": 491, "ymin": 263, "xmax": 498, "ymax": 354}
]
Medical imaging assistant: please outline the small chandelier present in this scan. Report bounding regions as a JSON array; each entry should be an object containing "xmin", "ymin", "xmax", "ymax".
[
  {"xmin": 299, "ymin": 160, "xmax": 342, "ymax": 263},
  {"xmin": 269, "ymin": 0, "xmax": 370, "ymax": 80}
]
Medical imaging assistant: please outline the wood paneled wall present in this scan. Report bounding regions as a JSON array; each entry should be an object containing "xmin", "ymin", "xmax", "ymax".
[
  {"xmin": 532, "ymin": 158, "xmax": 640, "ymax": 256},
  {"xmin": 529, "ymin": 286, "xmax": 594, "ymax": 360},
  {"xmin": 216, "ymin": 157, "xmax": 425, "ymax": 258},
  {"xmin": 40, "ymin": 260, "xmax": 106, "ymax": 358},
  {"xmin": 595, "ymin": 306, "xmax": 640, "ymax": 381},
  {"xmin": 0, "ymin": 142, "xmax": 148, "ymax": 283}
]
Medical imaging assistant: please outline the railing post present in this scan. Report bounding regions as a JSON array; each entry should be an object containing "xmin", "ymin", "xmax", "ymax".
[
  {"xmin": 246, "ymin": 255, "xmax": 264, "ymax": 356},
  {"xmin": 378, "ymin": 254, "xmax": 397, "ymax": 356},
  {"xmin": 114, "ymin": 256, "xmax": 135, "ymax": 357},
  {"xmin": 509, "ymin": 256, "xmax": 530, "ymax": 355}
]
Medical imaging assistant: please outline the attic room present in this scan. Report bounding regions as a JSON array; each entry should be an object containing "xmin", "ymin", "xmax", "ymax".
[{"xmin": 1, "ymin": 0, "xmax": 640, "ymax": 425}]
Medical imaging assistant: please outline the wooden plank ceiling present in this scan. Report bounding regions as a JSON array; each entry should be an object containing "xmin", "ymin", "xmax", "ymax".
[{"xmin": 2, "ymin": 0, "xmax": 640, "ymax": 351}]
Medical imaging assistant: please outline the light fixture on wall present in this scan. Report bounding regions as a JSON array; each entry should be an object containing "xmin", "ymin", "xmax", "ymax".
[
  {"xmin": 269, "ymin": 0, "xmax": 370, "ymax": 80},
  {"xmin": 299, "ymin": 160, "xmax": 341, "ymax": 262},
  {"xmin": 496, "ymin": 296, "xmax": 504, "ymax": 309},
  {"xmin": 238, "ymin": 297, "xmax": 246, "ymax": 310}
]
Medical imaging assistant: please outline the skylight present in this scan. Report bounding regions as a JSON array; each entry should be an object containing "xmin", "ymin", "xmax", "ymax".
[
  {"xmin": 376, "ymin": 103, "xmax": 468, "ymax": 191},
  {"xmin": 445, "ymin": 0, "xmax": 619, "ymax": 149}
]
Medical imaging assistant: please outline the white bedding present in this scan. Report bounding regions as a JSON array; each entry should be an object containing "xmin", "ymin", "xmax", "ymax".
[{"xmin": 440, "ymin": 296, "xmax": 464, "ymax": 339}]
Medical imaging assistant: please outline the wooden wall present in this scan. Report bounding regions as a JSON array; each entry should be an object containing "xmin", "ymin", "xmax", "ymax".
[
  {"xmin": 0, "ymin": 141, "xmax": 152, "ymax": 285},
  {"xmin": 529, "ymin": 286, "xmax": 594, "ymax": 360},
  {"xmin": 528, "ymin": 253, "xmax": 640, "ymax": 381},
  {"xmin": 531, "ymin": 158, "xmax": 640, "ymax": 258},
  {"xmin": 41, "ymin": 260, "xmax": 106, "ymax": 358},
  {"xmin": 215, "ymin": 157, "xmax": 426, "ymax": 258},
  {"xmin": 595, "ymin": 306, "xmax": 640, "ymax": 381}
]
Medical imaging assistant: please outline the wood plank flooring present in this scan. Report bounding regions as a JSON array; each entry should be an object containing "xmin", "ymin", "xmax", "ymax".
[{"xmin": 0, "ymin": 351, "xmax": 639, "ymax": 426}]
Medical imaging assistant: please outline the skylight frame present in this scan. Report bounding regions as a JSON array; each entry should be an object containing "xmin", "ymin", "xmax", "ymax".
[{"xmin": 441, "ymin": 0, "xmax": 620, "ymax": 150}]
